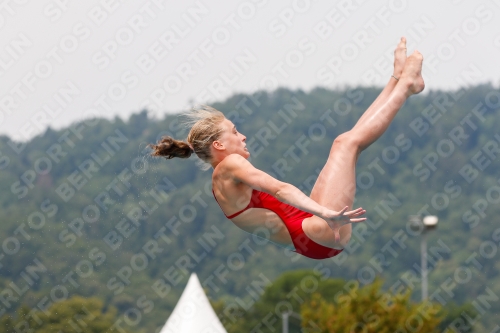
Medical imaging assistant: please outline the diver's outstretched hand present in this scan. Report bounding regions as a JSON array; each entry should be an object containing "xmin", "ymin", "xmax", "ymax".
[{"xmin": 323, "ymin": 207, "xmax": 367, "ymax": 243}]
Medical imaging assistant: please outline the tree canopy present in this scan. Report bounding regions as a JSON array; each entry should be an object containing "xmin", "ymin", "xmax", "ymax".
[
  {"xmin": 0, "ymin": 85, "xmax": 498, "ymax": 331},
  {"xmin": 0, "ymin": 296, "xmax": 127, "ymax": 333}
]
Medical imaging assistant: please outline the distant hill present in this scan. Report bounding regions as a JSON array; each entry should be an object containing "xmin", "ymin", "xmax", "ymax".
[{"xmin": 1, "ymin": 85, "xmax": 499, "ymax": 331}]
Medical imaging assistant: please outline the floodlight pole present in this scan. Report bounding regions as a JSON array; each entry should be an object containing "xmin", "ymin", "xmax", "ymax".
[
  {"xmin": 409, "ymin": 215, "xmax": 437, "ymax": 301},
  {"xmin": 282, "ymin": 311, "xmax": 289, "ymax": 333},
  {"xmin": 421, "ymin": 231, "xmax": 428, "ymax": 300}
]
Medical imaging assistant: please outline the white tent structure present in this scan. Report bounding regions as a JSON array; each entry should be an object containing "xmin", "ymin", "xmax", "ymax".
[{"xmin": 159, "ymin": 273, "xmax": 228, "ymax": 333}]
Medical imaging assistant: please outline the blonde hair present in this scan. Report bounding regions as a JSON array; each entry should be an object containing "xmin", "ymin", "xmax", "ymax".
[{"xmin": 149, "ymin": 106, "xmax": 225, "ymax": 170}]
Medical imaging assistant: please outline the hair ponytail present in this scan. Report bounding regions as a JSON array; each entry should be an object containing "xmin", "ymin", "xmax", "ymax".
[
  {"xmin": 149, "ymin": 136, "xmax": 194, "ymax": 159},
  {"xmin": 149, "ymin": 105, "xmax": 226, "ymax": 169}
]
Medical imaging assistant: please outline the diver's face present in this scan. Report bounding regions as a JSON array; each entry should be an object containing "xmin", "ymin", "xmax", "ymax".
[{"xmin": 216, "ymin": 118, "xmax": 249, "ymax": 158}]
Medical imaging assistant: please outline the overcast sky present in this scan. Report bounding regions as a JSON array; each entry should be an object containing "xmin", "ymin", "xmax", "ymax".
[{"xmin": 1, "ymin": 0, "xmax": 499, "ymax": 142}]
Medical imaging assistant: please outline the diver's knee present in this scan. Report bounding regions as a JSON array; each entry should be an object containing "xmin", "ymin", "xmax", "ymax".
[{"xmin": 332, "ymin": 131, "xmax": 363, "ymax": 155}]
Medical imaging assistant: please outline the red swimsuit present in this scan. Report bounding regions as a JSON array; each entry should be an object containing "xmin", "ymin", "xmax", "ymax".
[{"xmin": 212, "ymin": 189, "xmax": 343, "ymax": 260}]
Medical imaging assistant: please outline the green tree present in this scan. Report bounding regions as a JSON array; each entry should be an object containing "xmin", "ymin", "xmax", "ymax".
[
  {"xmin": 1, "ymin": 85, "xmax": 499, "ymax": 331},
  {"xmin": 220, "ymin": 270, "xmax": 345, "ymax": 332},
  {"xmin": 0, "ymin": 296, "xmax": 126, "ymax": 333},
  {"xmin": 438, "ymin": 302, "xmax": 480, "ymax": 333},
  {"xmin": 301, "ymin": 279, "xmax": 443, "ymax": 333}
]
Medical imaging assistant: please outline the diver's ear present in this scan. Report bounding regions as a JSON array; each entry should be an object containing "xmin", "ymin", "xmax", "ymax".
[{"xmin": 212, "ymin": 140, "xmax": 225, "ymax": 151}]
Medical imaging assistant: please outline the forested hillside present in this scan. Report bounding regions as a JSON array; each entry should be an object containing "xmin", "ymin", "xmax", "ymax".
[{"xmin": 1, "ymin": 85, "xmax": 499, "ymax": 331}]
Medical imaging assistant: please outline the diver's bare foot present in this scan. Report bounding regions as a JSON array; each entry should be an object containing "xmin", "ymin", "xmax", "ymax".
[
  {"xmin": 400, "ymin": 50, "xmax": 425, "ymax": 95},
  {"xmin": 393, "ymin": 37, "xmax": 407, "ymax": 78}
]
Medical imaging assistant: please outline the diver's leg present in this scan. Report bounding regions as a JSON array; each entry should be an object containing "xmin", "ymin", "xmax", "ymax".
[
  {"xmin": 356, "ymin": 37, "xmax": 407, "ymax": 126},
  {"xmin": 302, "ymin": 51, "xmax": 425, "ymax": 249}
]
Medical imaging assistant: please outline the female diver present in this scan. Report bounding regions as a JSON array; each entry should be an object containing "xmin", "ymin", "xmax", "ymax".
[{"xmin": 149, "ymin": 37, "xmax": 425, "ymax": 260}]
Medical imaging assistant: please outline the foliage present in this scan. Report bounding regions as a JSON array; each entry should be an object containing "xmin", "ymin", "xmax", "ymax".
[
  {"xmin": 0, "ymin": 85, "xmax": 499, "ymax": 331},
  {"xmin": 223, "ymin": 270, "xmax": 345, "ymax": 332},
  {"xmin": 0, "ymin": 296, "xmax": 126, "ymax": 333},
  {"xmin": 438, "ymin": 302, "xmax": 480, "ymax": 333},
  {"xmin": 301, "ymin": 279, "xmax": 443, "ymax": 333}
]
